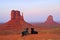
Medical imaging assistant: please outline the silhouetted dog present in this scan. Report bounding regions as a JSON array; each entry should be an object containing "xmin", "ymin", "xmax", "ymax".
[
  {"xmin": 31, "ymin": 28, "xmax": 38, "ymax": 34},
  {"xmin": 22, "ymin": 28, "xmax": 29, "ymax": 36}
]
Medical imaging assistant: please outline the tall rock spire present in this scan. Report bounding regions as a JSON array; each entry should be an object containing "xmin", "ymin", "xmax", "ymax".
[
  {"xmin": 22, "ymin": 12, "xmax": 24, "ymax": 20},
  {"xmin": 11, "ymin": 10, "xmax": 16, "ymax": 20},
  {"xmin": 15, "ymin": 10, "xmax": 20, "ymax": 20},
  {"xmin": 22, "ymin": 12, "xmax": 23, "ymax": 18},
  {"xmin": 20, "ymin": 12, "xmax": 24, "ymax": 21}
]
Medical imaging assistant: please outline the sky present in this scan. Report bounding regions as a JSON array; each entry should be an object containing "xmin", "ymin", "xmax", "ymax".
[{"xmin": 0, "ymin": 0, "xmax": 60, "ymax": 23}]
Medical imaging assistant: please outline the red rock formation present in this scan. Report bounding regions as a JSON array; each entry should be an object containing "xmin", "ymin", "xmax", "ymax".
[
  {"xmin": 45, "ymin": 15, "xmax": 57, "ymax": 25},
  {"xmin": 20, "ymin": 12, "xmax": 24, "ymax": 21},
  {"xmin": 11, "ymin": 10, "xmax": 21, "ymax": 20},
  {"xmin": 46, "ymin": 15, "xmax": 53, "ymax": 24},
  {"xmin": 1, "ymin": 10, "xmax": 33, "ymax": 31},
  {"xmin": 10, "ymin": 10, "xmax": 24, "ymax": 23},
  {"xmin": 15, "ymin": 10, "xmax": 20, "ymax": 20},
  {"xmin": 11, "ymin": 10, "xmax": 16, "ymax": 20}
]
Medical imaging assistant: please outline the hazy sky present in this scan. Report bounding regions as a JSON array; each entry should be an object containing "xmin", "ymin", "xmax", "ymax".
[{"xmin": 0, "ymin": 0, "xmax": 60, "ymax": 23}]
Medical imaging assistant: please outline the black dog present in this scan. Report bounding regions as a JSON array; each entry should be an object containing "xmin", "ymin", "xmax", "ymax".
[
  {"xmin": 31, "ymin": 28, "xmax": 38, "ymax": 34},
  {"xmin": 22, "ymin": 28, "xmax": 29, "ymax": 36}
]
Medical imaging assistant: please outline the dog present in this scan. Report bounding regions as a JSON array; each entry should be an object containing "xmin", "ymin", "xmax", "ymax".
[
  {"xmin": 21, "ymin": 28, "xmax": 29, "ymax": 36},
  {"xmin": 31, "ymin": 28, "xmax": 38, "ymax": 34}
]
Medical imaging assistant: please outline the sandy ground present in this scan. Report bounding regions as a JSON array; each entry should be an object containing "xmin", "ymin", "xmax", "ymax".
[{"xmin": 0, "ymin": 34, "xmax": 60, "ymax": 40}]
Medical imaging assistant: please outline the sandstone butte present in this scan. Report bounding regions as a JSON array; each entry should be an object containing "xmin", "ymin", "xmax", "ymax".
[
  {"xmin": 45, "ymin": 15, "xmax": 58, "ymax": 24},
  {"xmin": 0, "ymin": 10, "xmax": 33, "ymax": 31}
]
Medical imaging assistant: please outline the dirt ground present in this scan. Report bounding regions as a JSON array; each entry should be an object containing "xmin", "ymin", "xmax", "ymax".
[{"xmin": 0, "ymin": 34, "xmax": 60, "ymax": 40}]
